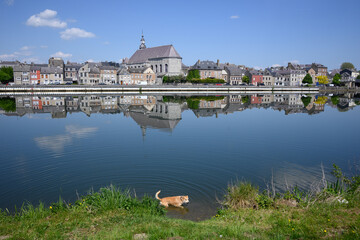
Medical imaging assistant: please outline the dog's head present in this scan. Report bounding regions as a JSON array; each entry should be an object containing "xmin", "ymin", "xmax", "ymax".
[{"xmin": 180, "ymin": 195, "xmax": 189, "ymax": 204}]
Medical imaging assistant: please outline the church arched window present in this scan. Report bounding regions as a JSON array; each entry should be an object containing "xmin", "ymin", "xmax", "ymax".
[
  {"xmin": 155, "ymin": 65, "xmax": 158, "ymax": 73},
  {"xmin": 160, "ymin": 64, "xmax": 163, "ymax": 73},
  {"xmin": 165, "ymin": 64, "xmax": 168, "ymax": 73}
]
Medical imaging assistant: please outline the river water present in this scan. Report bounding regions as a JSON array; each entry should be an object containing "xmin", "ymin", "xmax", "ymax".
[{"xmin": 0, "ymin": 93, "xmax": 359, "ymax": 220}]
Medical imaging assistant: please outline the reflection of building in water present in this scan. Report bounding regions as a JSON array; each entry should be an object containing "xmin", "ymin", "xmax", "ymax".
[
  {"xmin": 3, "ymin": 94, "xmax": 357, "ymax": 123},
  {"xmin": 65, "ymin": 97, "xmax": 79, "ymax": 113},
  {"xmin": 193, "ymin": 98, "xmax": 227, "ymax": 118},
  {"xmin": 101, "ymin": 96, "xmax": 119, "ymax": 111},
  {"xmin": 129, "ymin": 99, "xmax": 183, "ymax": 135},
  {"xmin": 79, "ymin": 96, "xmax": 101, "ymax": 116},
  {"xmin": 12, "ymin": 96, "xmax": 66, "ymax": 118}
]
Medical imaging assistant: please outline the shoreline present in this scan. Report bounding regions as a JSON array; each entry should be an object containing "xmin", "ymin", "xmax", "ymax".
[{"xmin": 0, "ymin": 85, "xmax": 320, "ymax": 94}]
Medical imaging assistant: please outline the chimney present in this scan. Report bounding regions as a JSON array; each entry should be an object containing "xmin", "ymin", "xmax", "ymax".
[
  {"xmin": 197, "ymin": 59, "xmax": 200, "ymax": 64},
  {"xmin": 217, "ymin": 59, "xmax": 220, "ymax": 66}
]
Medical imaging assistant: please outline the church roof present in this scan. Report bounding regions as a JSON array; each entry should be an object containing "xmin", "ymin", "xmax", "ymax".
[{"xmin": 128, "ymin": 45, "xmax": 182, "ymax": 64}]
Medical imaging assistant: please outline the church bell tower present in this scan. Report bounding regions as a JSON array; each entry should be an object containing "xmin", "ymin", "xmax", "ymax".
[{"xmin": 139, "ymin": 32, "xmax": 146, "ymax": 50}]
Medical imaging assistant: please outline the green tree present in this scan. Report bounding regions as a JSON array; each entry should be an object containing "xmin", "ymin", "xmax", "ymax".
[
  {"xmin": 186, "ymin": 99, "xmax": 199, "ymax": 109},
  {"xmin": 241, "ymin": 95, "xmax": 249, "ymax": 104},
  {"xmin": 0, "ymin": 66, "xmax": 13, "ymax": 84},
  {"xmin": 332, "ymin": 73, "xmax": 341, "ymax": 86},
  {"xmin": 186, "ymin": 69, "xmax": 200, "ymax": 81},
  {"xmin": 242, "ymin": 76, "xmax": 249, "ymax": 84},
  {"xmin": 331, "ymin": 96, "xmax": 339, "ymax": 105},
  {"xmin": 0, "ymin": 97, "xmax": 16, "ymax": 112},
  {"xmin": 340, "ymin": 62, "xmax": 355, "ymax": 70},
  {"xmin": 0, "ymin": 71, "xmax": 10, "ymax": 83},
  {"xmin": 357, "ymin": 74, "xmax": 360, "ymax": 80},
  {"xmin": 303, "ymin": 74, "xmax": 313, "ymax": 84},
  {"xmin": 301, "ymin": 96, "xmax": 312, "ymax": 107},
  {"xmin": 302, "ymin": 74, "xmax": 313, "ymax": 84}
]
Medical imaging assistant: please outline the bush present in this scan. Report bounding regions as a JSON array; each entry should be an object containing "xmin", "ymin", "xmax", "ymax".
[
  {"xmin": 190, "ymin": 78, "xmax": 225, "ymax": 84},
  {"xmin": 186, "ymin": 99, "xmax": 200, "ymax": 109},
  {"xmin": 255, "ymin": 191, "xmax": 274, "ymax": 209},
  {"xmin": 81, "ymin": 185, "xmax": 165, "ymax": 215},
  {"xmin": 186, "ymin": 69, "xmax": 200, "ymax": 81},
  {"xmin": 283, "ymin": 186, "xmax": 307, "ymax": 203},
  {"xmin": 163, "ymin": 75, "xmax": 186, "ymax": 83},
  {"xmin": 0, "ymin": 97, "xmax": 16, "ymax": 112},
  {"xmin": 222, "ymin": 182, "xmax": 259, "ymax": 210},
  {"xmin": 242, "ymin": 95, "xmax": 249, "ymax": 104}
]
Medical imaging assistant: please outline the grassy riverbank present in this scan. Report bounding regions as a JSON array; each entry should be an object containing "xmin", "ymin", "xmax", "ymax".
[{"xmin": 1, "ymin": 166, "xmax": 359, "ymax": 239}]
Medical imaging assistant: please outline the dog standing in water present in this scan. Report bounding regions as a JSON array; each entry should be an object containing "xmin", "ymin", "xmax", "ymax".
[{"xmin": 155, "ymin": 190, "xmax": 189, "ymax": 208}]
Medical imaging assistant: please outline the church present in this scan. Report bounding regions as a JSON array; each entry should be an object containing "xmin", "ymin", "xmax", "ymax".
[{"xmin": 126, "ymin": 34, "xmax": 183, "ymax": 77}]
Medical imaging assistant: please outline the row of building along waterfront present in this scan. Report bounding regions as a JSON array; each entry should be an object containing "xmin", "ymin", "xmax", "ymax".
[{"xmin": 1, "ymin": 34, "xmax": 359, "ymax": 87}]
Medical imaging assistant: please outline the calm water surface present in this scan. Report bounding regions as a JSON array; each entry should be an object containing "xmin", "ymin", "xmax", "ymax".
[{"xmin": 0, "ymin": 94, "xmax": 359, "ymax": 220}]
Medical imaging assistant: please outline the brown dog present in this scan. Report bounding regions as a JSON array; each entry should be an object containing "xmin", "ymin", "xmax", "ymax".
[{"xmin": 155, "ymin": 190, "xmax": 189, "ymax": 208}]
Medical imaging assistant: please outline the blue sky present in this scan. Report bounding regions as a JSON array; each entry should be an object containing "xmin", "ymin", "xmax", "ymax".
[{"xmin": 0, "ymin": 0, "xmax": 359, "ymax": 69}]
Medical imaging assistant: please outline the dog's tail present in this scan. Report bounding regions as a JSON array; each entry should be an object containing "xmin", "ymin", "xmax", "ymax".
[{"xmin": 155, "ymin": 190, "xmax": 161, "ymax": 200}]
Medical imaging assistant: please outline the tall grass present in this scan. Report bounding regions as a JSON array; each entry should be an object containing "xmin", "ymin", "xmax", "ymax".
[
  {"xmin": 222, "ymin": 182, "xmax": 259, "ymax": 209},
  {"xmin": 221, "ymin": 164, "xmax": 360, "ymax": 211},
  {"xmin": 82, "ymin": 185, "xmax": 165, "ymax": 215},
  {"xmin": 1, "ymin": 185, "xmax": 165, "ymax": 220}
]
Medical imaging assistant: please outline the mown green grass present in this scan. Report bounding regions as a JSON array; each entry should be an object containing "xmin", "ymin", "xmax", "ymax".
[{"xmin": 0, "ymin": 166, "xmax": 359, "ymax": 239}]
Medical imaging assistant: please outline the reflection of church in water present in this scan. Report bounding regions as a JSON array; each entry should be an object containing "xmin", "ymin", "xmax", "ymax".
[
  {"xmin": 123, "ymin": 96, "xmax": 184, "ymax": 136},
  {"xmin": 5, "ymin": 93, "xmax": 358, "ymax": 137}
]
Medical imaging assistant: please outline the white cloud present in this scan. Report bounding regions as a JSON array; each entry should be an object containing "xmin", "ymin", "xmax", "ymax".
[
  {"xmin": 60, "ymin": 28, "xmax": 95, "ymax": 40},
  {"xmin": 272, "ymin": 64, "xmax": 281, "ymax": 68},
  {"xmin": 22, "ymin": 57, "xmax": 41, "ymax": 63},
  {"xmin": 4, "ymin": 0, "xmax": 14, "ymax": 6},
  {"xmin": 66, "ymin": 18, "xmax": 77, "ymax": 23},
  {"xmin": 254, "ymin": 66, "xmax": 262, "ymax": 70},
  {"xmin": 34, "ymin": 125, "xmax": 98, "ymax": 152},
  {"xmin": 0, "ymin": 46, "xmax": 34, "ymax": 60},
  {"xmin": 40, "ymin": 45, "xmax": 48, "ymax": 48},
  {"xmin": 86, "ymin": 59, "xmax": 94, "ymax": 62},
  {"xmin": 0, "ymin": 53, "xmax": 16, "ymax": 60},
  {"xmin": 14, "ymin": 51, "xmax": 32, "ymax": 56},
  {"xmin": 289, "ymin": 60, "xmax": 299, "ymax": 64},
  {"xmin": 20, "ymin": 46, "xmax": 30, "ymax": 51},
  {"xmin": 51, "ymin": 51, "xmax": 72, "ymax": 58},
  {"xmin": 230, "ymin": 15, "xmax": 239, "ymax": 19},
  {"xmin": 26, "ymin": 9, "xmax": 67, "ymax": 28}
]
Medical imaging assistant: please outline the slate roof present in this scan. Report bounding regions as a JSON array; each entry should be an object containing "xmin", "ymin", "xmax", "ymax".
[
  {"xmin": 99, "ymin": 65, "xmax": 118, "ymax": 71},
  {"xmin": 274, "ymin": 70, "xmax": 291, "ymax": 77},
  {"xmin": 225, "ymin": 66, "xmax": 245, "ymax": 76},
  {"xmin": 40, "ymin": 67, "xmax": 63, "ymax": 74},
  {"xmin": 128, "ymin": 45, "xmax": 181, "ymax": 64},
  {"xmin": 128, "ymin": 67, "xmax": 151, "ymax": 74},
  {"xmin": 117, "ymin": 67, "xmax": 130, "ymax": 75},
  {"xmin": 30, "ymin": 64, "xmax": 47, "ymax": 71},
  {"xmin": 192, "ymin": 60, "xmax": 221, "ymax": 70},
  {"xmin": 13, "ymin": 64, "xmax": 30, "ymax": 72},
  {"xmin": 89, "ymin": 67, "xmax": 100, "ymax": 74},
  {"xmin": 65, "ymin": 63, "xmax": 83, "ymax": 70},
  {"xmin": 249, "ymin": 70, "xmax": 263, "ymax": 75}
]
